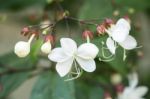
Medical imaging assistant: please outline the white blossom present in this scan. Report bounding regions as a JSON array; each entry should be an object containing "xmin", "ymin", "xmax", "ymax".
[
  {"xmin": 118, "ymin": 73, "xmax": 148, "ymax": 99},
  {"xmin": 14, "ymin": 41, "xmax": 30, "ymax": 57},
  {"xmin": 48, "ymin": 38, "xmax": 99, "ymax": 77},
  {"xmin": 106, "ymin": 18, "xmax": 137, "ymax": 55},
  {"xmin": 14, "ymin": 34, "xmax": 35, "ymax": 58},
  {"xmin": 41, "ymin": 41, "xmax": 51, "ymax": 54}
]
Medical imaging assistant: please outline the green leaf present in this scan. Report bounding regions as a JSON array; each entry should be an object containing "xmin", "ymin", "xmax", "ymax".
[
  {"xmin": 0, "ymin": 40, "xmax": 42, "ymax": 98},
  {"xmin": 0, "ymin": 0, "xmax": 47, "ymax": 11},
  {"xmin": 30, "ymin": 72, "xmax": 75, "ymax": 99},
  {"xmin": 75, "ymin": 82, "xmax": 104, "ymax": 99},
  {"xmin": 0, "ymin": 53, "xmax": 36, "ymax": 98},
  {"xmin": 78, "ymin": 0, "xmax": 113, "ymax": 19}
]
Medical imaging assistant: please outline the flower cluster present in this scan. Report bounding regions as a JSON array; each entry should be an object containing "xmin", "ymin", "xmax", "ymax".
[
  {"xmin": 14, "ymin": 22, "xmax": 54, "ymax": 58},
  {"xmin": 14, "ymin": 17, "xmax": 139, "ymax": 80}
]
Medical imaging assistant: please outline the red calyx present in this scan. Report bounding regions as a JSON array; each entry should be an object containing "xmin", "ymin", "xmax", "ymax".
[
  {"xmin": 115, "ymin": 84, "xmax": 124, "ymax": 93},
  {"xmin": 104, "ymin": 91, "xmax": 112, "ymax": 99},
  {"xmin": 45, "ymin": 34, "xmax": 54, "ymax": 44},
  {"xmin": 104, "ymin": 18, "xmax": 114, "ymax": 28},
  {"xmin": 21, "ymin": 27, "xmax": 30, "ymax": 36},
  {"xmin": 96, "ymin": 24, "xmax": 106, "ymax": 35},
  {"xmin": 82, "ymin": 30, "xmax": 93, "ymax": 39}
]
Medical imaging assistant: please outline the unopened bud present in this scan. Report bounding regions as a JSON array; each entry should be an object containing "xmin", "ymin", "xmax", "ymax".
[
  {"xmin": 40, "ymin": 20, "xmax": 51, "ymax": 29},
  {"xmin": 111, "ymin": 73, "xmax": 122, "ymax": 85},
  {"xmin": 41, "ymin": 41, "xmax": 51, "ymax": 54},
  {"xmin": 116, "ymin": 84, "xmax": 124, "ymax": 93},
  {"xmin": 113, "ymin": 10, "xmax": 120, "ymax": 16},
  {"xmin": 128, "ymin": 8, "xmax": 135, "ymax": 14},
  {"xmin": 104, "ymin": 18, "xmax": 114, "ymax": 27},
  {"xmin": 82, "ymin": 30, "xmax": 93, "ymax": 39},
  {"xmin": 45, "ymin": 35, "xmax": 54, "ymax": 44},
  {"xmin": 104, "ymin": 92, "xmax": 112, "ymax": 99},
  {"xmin": 97, "ymin": 24, "xmax": 106, "ymax": 35},
  {"xmin": 14, "ymin": 41, "xmax": 30, "ymax": 58},
  {"xmin": 21, "ymin": 27, "xmax": 30, "ymax": 36}
]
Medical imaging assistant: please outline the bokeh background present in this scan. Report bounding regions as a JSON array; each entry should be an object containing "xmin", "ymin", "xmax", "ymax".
[{"xmin": 0, "ymin": 0, "xmax": 150, "ymax": 99}]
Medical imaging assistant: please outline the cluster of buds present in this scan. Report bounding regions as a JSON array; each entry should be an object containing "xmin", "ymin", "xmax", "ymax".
[
  {"xmin": 14, "ymin": 21, "xmax": 54, "ymax": 58},
  {"xmin": 96, "ymin": 18, "xmax": 114, "ymax": 36}
]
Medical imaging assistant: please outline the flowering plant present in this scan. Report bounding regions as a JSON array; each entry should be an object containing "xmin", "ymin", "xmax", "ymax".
[{"xmin": 0, "ymin": 0, "xmax": 149, "ymax": 99}]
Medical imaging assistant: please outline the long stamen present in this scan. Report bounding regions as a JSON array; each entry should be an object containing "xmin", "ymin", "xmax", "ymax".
[
  {"xmin": 65, "ymin": 61, "xmax": 82, "ymax": 81},
  {"xmin": 123, "ymin": 49, "xmax": 126, "ymax": 61}
]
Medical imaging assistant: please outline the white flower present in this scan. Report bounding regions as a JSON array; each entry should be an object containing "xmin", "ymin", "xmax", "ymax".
[
  {"xmin": 48, "ymin": 38, "xmax": 99, "ymax": 77},
  {"xmin": 118, "ymin": 73, "xmax": 148, "ymax": 99},
  {"xmin": 14, "ymin": 34, "xmax": 35, "ymax": 58},
  {"xmin": 41, "ymin": 41, "xmax": 51, "ymax": 54},
  {"xmin": 106, "ymin": 18, "xmax": 137, "ymax": 54},
  {"xmin": 14, "ymin": 41, "xmax": 30, "ymax": 57}
]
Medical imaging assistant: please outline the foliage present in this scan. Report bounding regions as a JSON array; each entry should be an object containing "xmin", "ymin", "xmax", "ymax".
[{"xmin": 0, "ymin": 0, "xmax": 150, "ymax": 99}]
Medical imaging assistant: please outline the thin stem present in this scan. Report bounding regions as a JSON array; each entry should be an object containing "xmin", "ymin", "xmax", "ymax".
[
  {"xmin": 66, "ymin": 17, "xmax": 98, "ymax": 26},
  {"xmin": 123, "ymin": 49, "xmax": 127, "ymax": 61},
  {"xmin": 28, "ymin": 34, "xmax": 35, "ymax": 44}
]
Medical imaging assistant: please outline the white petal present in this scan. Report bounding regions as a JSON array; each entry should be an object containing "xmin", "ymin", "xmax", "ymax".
[
  {"xmin": 56, "ymin": 58, "xmax": 74, "ymax": 77},
  {"xmin": 112, "ymin": 25, "xmax": 130, "ymax": 42},
  {"xmin": 41, "ymin": 41, "xmax": 51, "ymax": 54},
  {"xmin": 106, "ymin": 37, "xmax": 116, "ymax": 54},
  {"xmin": 60, "ymin": 38, "xmax": 77, "ymax": 55},
  {"xmin": 134, "ymin": 86, "xmax": 148, "ymax": 97},
  {"xmin": 77, "ymin": 43, "xmax": 99, "ymax": 59},
  {"xmin": 116, "ymin": 18, "xmax": 131, "ymax": 30},
  {"xmin": 48, "ymin": 48, "xmax": 69, "ymax": 62},
  {"xmin": 119, "ymin": 35, "xmax": 137, "ymax": 50},
  {"xmin": 128, "ymin": 72, "xmax": 138, "ymax": 88},
  {"xmin": 76, "ymin": 57, "xmax": 96, "ymax": 72},
  {"xmin": 14, "ymin": 41, "xmax": 30, "ymax": 58}
]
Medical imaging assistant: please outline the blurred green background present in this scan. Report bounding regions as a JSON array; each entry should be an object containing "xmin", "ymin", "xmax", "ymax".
[{"xmin": 0, "ymin": 0, "xmax": 150, "ymax": 99}]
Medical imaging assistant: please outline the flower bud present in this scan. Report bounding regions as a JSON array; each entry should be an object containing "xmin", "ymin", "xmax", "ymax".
[
  {"xmin": 82, "ymin": 30, "xmax": 93, "ymax": 39},
  {"xmin": 104, "ymin": 92, "xmax": 112, "ymax": 99},
  {"xmin": 116, "ymin": 84, "xmax": 124, "ymax": 93},
  {"xmin": 111, "ymin": 73, "xmax": 122, "ymax": 85},
  {"xmin": 104, "ymin": 18, "xmax": 114, "ymax": 27},
  {"xmin": 41, "ymin": 41, "xmax": 51, "ymax": 54},
  {"xmin": 21, "ymin": 27, "xmax": 30, "ymax": 36},
  {"xmin": 97, "ymin": 24, "xmax": 106, "ymax": 35},
  {"xmin": 40, "ymin": 20, "xmax": 51, "ymax": 29},
  {"xmin": 14, "ymin": 41, "xmax": 30, "ymax": 58}
]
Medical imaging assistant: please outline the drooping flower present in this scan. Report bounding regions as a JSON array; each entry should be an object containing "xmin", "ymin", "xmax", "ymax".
[
  {"xmin": 14, "ymin": 41, "xmax": 30, "ymax": 57},
  {"xmin": 117, "ymin": 73, "xmax": 148, "ymax": 99},
  {"xmin": 105, "ymin": 18, "xmax": 137, "ymax": 55},
  {"xmin": 41, "ymin": 41, "xmax": 51, "ymax": 54},
  {"xmin": 48, "ymin": 38, "xmax": 99, "ymax": 78},
  {"xmin": 14, "ymin": 34, "xmax": 35, "ymax": 58},
  {"xmin": 41, "ymin": 35, "xmax": 54, "ymax": 54}
]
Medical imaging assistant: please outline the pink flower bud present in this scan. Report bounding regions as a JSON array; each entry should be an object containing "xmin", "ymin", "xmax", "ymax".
[
  {"xmin": 97, "ymin": 24, "xmax": 106, "ymax": 35},
  {"xmin": 82, "ymin": 30, "xmax": 93, "ymax": 39}
]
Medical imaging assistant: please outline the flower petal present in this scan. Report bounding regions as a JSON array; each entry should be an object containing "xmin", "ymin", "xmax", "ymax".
[
  {"xmin": 60, "ymin": 38, "xmax": 77, "ymax": 55},
  {"xmin": 48, "ymin": 48, "xmax": 69, "ymax": 62},
  {"xmin": 106, "ymin": 37, "xmax": 116, "ymax": 54},
  {"xmin": 134, "ymin": 86, "xmax": 148, "ymax": 97},
  {"xmin": 76, "ymin": 57, "xmax": 96, "ymax": 72},
  {"xmin": 112, "ymin": 25, "xmax": 130, "ymax": 43},
  {"xmin": 119, "ymin": 35, "xmax": 137, "ymax": 50},
  {"xmin": 111, "ymin": 18, "xmax": 131, "ymax": 43},
  {"xmin": 77, "ymin": 43, "xmax": 99, "ymax": 59},
  {"xmin": 116, "ymin": 18, "xmax": 131, "ymax": 30},
  {"xmin": 56, "ymin": 58, "xmax": 74, "ymax": 77}
]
